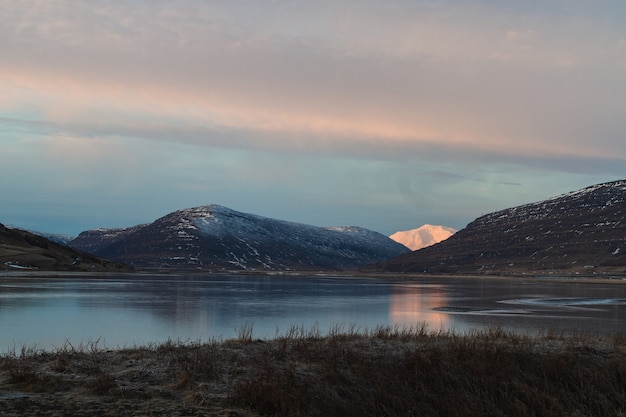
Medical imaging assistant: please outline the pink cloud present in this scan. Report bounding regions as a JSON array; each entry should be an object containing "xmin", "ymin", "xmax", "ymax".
[{"xmin": 0, "ymin": 0, "xmax": 624, "ymax": 170}]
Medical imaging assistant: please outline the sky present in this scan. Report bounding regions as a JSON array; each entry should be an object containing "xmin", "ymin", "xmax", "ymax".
[{"xmin": 1, "ymin": 0, "xmax": 625, "ymax": 237}]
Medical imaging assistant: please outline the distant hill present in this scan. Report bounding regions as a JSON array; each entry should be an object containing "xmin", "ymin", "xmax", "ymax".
[
  {"xmin": 0, "ymin": 223, "xmax": 130, "ymax": 271},
  {"xmin": 5, "ymin": 226, "xmax": 76, "ymax": 246},
  {"xmin": 70, "ymin": 205, "xmax": 410, "ymax": 271},
  {"xmin": 390, "ymin": 224, "xmax": 456, "ymax": 251},
  {"xmin": 68, "ymin": 225, "xmax": 146, "ymax": 253},
  {"xmin": 368, "ymin": 179, "xmax": 626, "ymax": 276}
]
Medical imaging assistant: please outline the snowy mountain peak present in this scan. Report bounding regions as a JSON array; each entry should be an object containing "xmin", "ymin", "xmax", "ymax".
[
  {"xmin": 371, "ymin": 178, "xmax": 626, "ymax": 275},
  {"xmin": 390, "ymin": 224, "xmax": 457, "ymax": 251},
  {"xmin": 70, "ymin": 204, "xmax": 410, "ymax": 271}
]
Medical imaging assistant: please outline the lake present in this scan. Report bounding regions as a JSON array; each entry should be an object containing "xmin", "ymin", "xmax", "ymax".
[{"xmin": 0, "ymin": 273, "xmax": 625, "ymax": 353}]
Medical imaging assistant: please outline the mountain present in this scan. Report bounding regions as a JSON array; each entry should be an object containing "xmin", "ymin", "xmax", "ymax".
[
  {"xmin": 69, "ymin": 225, "xmax": 146, "ymax": 253},
  {"xmin": 0, "ymin": 223, "xmax": 130, "ymax": 271},
  {"xmin": 33, "ymin": 232, "xmax": 75, "ymax": 245},
  {"xmin": 389, "ymin": 224, "xmax": 456, "ymax": 251},
  {"xmin": 368, "ymin": 179, "xmax": 626, "ymax": 276},
  {"xmin": 6, "ymin": 226, "xmax": 76, "ymax": 246},
  {"xmin": 69, "ymin": 205, "xmax": 410, "ymax": 271}
]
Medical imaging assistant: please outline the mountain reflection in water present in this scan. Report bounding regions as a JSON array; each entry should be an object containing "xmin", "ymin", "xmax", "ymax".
[
  {"xmin": 389, "ymin": 285, "xmax": 450, "ymax": 330},
  {"xmin": 0, "ymin": 274, "xmax": 625, "ymax": 352}
]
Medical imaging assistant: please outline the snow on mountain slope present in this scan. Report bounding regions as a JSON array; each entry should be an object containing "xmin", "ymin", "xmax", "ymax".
[
  {"xmin": 5, "ymin": 225, "xmax": 75, "ymax": 246},
  {"xmin": 0, "ymin": 223, "xmax": 130, "ymax": 271},
  {"xmin": 70, "ymin": 225, "xmax": 148, "ymax": 252},
  {"xmin": 390, "ymin": 225, "xmax": 457, "ymax": 251},
  {"xmin": 370, "ymin": 179, "xmax": 626, "ymax": 275},
  {"xmin": 70, "ymin": 205, "xmax": 410, "ymax": 271}
]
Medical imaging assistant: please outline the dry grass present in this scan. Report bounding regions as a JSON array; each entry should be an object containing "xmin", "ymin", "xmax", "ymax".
[{"xmin": 1, "ymin": 325, "xmax": 625, "ymax": 416}]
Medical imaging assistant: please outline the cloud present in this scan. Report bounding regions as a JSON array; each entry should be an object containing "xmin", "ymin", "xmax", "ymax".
[
  {"xmin": 1, "ymin": 0, "xmax": 625, "ymax": 234},
  {"xmin": 2, "ymin": 1, "xmax": 624, "ymax": 161}
]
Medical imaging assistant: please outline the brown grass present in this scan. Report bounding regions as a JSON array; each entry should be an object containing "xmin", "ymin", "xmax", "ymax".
[{"xmin": 1, "ymin": 325, "xmax": 625, "ymax": 416}]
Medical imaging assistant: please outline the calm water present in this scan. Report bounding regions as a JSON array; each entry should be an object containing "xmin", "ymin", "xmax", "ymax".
[{"xmin": 0, "ymin": 273, "xmax": 625, "ymax": 353}]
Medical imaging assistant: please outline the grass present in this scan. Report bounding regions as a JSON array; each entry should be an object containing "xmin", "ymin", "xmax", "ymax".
[{"xmin": 1, "ymin": 325, "xmax": 625, "ymax": 416}]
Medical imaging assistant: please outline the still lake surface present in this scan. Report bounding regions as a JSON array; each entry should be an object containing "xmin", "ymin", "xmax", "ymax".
[{"xmin": 0, "ymin": 273, "xmax": 625, "ymax": 352}]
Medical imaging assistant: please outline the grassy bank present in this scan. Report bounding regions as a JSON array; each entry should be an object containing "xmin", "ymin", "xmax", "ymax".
[{"xmin": 1, "ymin": 325, "xmax": 625, "ymax": 416}]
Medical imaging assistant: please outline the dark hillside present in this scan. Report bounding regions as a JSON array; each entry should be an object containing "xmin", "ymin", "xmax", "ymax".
[
  {"xmin": 368, "ymin": 179, "xmax": 626, "ymax": 275},
  {"xmin": 0, "ymin": 223, "xmax": 130, "ymax": 271}
]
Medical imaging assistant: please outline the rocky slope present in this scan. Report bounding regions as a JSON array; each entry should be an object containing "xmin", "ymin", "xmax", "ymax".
[
  {"xmin": 70, "ymin": 205, "xmax": 410, "ymax": 271},
  {"xmin": 389, "ymin": 224, "xmax": 456, "ymax": 251},
  {"xmin": 0, "ymin": 223, "xmax": 130, "ymax": 271},
  {"xmin": 368, "ymin": 179, "xmax": 626, "ymax": 275}
]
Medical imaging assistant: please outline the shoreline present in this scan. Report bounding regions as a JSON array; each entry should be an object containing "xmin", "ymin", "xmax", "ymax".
[
  {"xmin": 2, "ymin": 268, "xmax": 626, "ymax": 285},
  {"xmin": 1, "ymin": 326, "xmax": 625, "ymax": 417}
]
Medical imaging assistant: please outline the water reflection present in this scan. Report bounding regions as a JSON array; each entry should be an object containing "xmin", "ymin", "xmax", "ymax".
[
  {"xmin": 0, "ymin": 274, "xmax": 625, "ymax": 352},
  {"xmin": 389, "ymin": 285, "xmax": 450, "ymax": 330}
]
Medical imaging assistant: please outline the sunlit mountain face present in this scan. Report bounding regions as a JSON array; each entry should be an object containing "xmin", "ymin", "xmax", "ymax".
[{"xmin": 390, "ymin": 225, "xmax": 457, "ymax": 251}]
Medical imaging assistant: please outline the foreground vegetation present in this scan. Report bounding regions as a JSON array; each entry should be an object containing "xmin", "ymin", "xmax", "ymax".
[{"xmin": 1, "ymin": 324, "xmax": 625, "ymax": 416}]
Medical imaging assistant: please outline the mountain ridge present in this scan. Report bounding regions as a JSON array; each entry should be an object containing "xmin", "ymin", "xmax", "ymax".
[
  {"xmin": 367, "ymin": 179, "xmax": 626, "ymax": 276},
  {"xmin": 0, "ymin": 223, "xmax": 130, "ymax": 271},
  {"xmin": 70, "ymin": 204, "xmax": 410, "ymax": 271}
]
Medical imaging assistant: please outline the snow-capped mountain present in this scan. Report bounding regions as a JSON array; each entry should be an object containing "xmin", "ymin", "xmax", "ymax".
[
  {"xmin": 69, "ymin": 225, "xmax": 147, "ymax": 253},
  {"xmin": 5, "ymin": 225, "xmax": 75, "ymax": 245},
  {"xmin": 33, "ymin": 232, "xmax": 75, "ymax": 246},
  {"xmin": 70, "ymin": 205, "xmax": 410, "ymax": 271},
  {"xmin": 390, "ymin": 225, "xmax": 456, "ymax": 251},
  {"xmin": 369, "ymin": 179, "xmax": 626, "ymax": 275}
]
